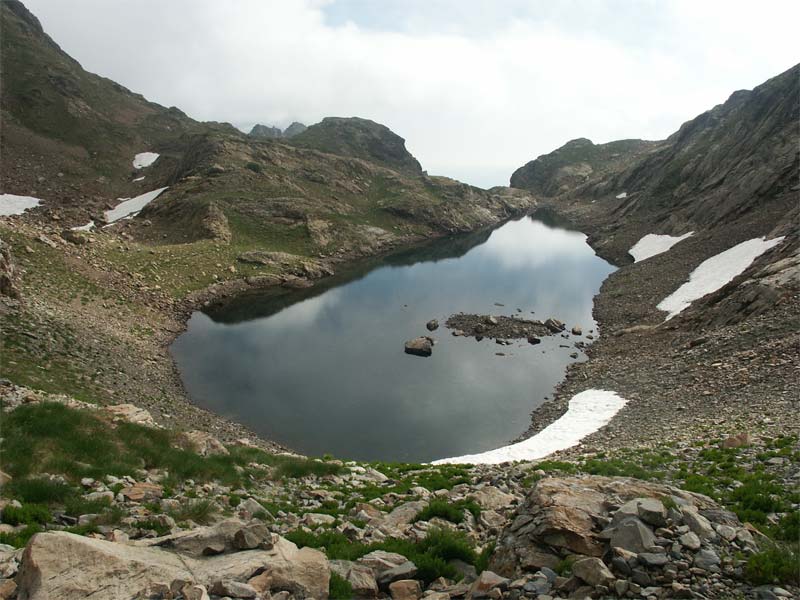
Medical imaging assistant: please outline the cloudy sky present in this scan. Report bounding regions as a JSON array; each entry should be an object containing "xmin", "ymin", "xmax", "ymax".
[{"xmin": 25, "ymin": 0, "xmax": 800, "ymax": 188}]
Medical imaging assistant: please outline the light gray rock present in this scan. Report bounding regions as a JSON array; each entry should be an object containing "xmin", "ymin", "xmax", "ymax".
[
  {"xmin": 571, "ymin": 557, "xmax": 614, "ymax": 587},
  {"xmin": 330, "ymin": 560, "xmax": 379, "ymax": 597},
  {"xmin": 377, "ymin": 561, "xmax": 418, "ymax": 587},
  {"xmin": 635, "ymin": 498, "xmax": 667, "ymax": 527},
  {"xmin": 678, "ymin": 531, "xmax": 701, "ymax": 550},
  {"xmin": 694, "ymin": 548, "xmax": 720, "ymax": 571},
  {"xmin": 209, "ymin": 579, "xmax": 257, "ymax": 598},
  {"xmin": 683, "ymin": 507, "xmax": 715, "ymax": 539}
]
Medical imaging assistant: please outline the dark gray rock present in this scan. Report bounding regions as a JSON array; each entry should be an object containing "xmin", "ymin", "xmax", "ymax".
[{"xmin": 610, "ymin": 517, "xmax": 656, "ymax": 554}]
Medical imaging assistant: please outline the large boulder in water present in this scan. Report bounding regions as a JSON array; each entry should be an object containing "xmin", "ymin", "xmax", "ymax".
[{"xmin": 404, "ymin": 336, "xmax": 434, "ymax": 357}]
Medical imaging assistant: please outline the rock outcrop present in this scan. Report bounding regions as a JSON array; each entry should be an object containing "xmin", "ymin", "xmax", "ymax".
[
  {"xmin": 510, "ymin": 138, "xmax": 658, "ymax": 197},
  {"xmin": 491, "ymin": 476, "xmax": 762, "ymax": 599},
  {"xmin": 16, "ymin": 521, "xmax": 329, "ymax": 600}
]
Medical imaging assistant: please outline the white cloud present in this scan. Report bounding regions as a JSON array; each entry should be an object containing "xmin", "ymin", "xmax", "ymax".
[{"xmin": 24, "ymin": 0, "xmax": 800, "ymax": 187}]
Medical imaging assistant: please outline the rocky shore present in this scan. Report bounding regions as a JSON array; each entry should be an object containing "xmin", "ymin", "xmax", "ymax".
[{"xmin": 1, "ymin": 385, "xmax": 796, "ymax": 599}]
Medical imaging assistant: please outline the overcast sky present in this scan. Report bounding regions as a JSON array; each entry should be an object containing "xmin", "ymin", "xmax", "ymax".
[{"xmin": 24, "ymin": 0, "xmax": 800, "ymax": 188}]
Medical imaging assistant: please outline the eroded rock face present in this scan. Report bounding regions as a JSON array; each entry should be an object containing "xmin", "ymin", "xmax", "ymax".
[
  {"xmin": 237, "ymin": 250, "xmax": 333, "ymax": 279},
  {"xmin": 0, "ymin": 239, "xmax": 19, "ymax": 299},
  {"xmin": 15, "ymin": 527, "xmax": 329, "ymax": 600}
]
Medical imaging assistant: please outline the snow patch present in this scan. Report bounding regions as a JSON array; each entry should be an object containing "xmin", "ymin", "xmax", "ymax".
[
  {"xmin": 432, "ymin": 389, "xmax": 627, "ymax": 465},
  {"xmin": 616, "ymin": 192, "xmax": 628, "ymax": 199},
  {"xmin": 133, "ymin": 152, "xmax": 159, "ymax": 169},
  {"xmin": 72, "ymin": 221, "xmax": 95, "ymax": 232},
  {"xmin": 0, "ymin": 194, "xmax": 42, "ymax": 216},
  {"xmin": 104, "ymin": 187, "xmax": 168, "ymax": 224},
  {"xmin": 629, "ymin": 232, "xmax": 694, "ymax": 262},
  {"xmin": 658, "ymin": 236, "xmax": 786, "ymax": 320},
  {"xmin": 133, "ymin": 176, "xmax": 146, "ymax": 182}
]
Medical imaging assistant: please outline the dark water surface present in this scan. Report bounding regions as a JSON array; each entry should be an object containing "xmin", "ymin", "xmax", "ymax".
[{"xmin": 172, "ymin": 217, "xmax": 614, "ymax": 462}]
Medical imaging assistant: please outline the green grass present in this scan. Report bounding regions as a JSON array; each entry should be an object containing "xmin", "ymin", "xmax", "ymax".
[
  {"xmin": 0, "ymin": 524, "xmax": 42, "ymax": 548},
  {"xmin": 329, "ymin": 572, "xmax": 353, "ymax": 599},
  {"xmin": 745, "ymin": 545, "xmax": 800, "ymax": 585},
  {"xmin": 168, "ymin": 499, "xmax": 216, "ymax": 525},
  {"xmin": 413, "ymin": 499, "xmax": 481, "ymax": 524},
  {"xmin": 0, "ymin": 403, "xmax": 345, "ymax": 510},
  {"xmin": 286, "ymin": 527, "xmax": 481, "ymax": 585},
  {"xmin": 1, "ymin": 503, "xmax": 51, "ymax": 526},
  {"xmin": 135, "ymin": 518, "xmax": 172, "ymax": 536}
]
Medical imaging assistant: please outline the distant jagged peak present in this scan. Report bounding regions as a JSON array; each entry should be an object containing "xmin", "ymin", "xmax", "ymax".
[
  {"xmin": 283, "ymin": 121, "xmax": 307, "ymax": 137},
  {"xmin": 248, "ymin": 121, "xmax": 307, "ymax": 139}
]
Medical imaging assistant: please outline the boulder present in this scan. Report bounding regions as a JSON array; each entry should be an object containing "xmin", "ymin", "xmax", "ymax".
[
  {"xmin": 382, "ymin": 501, "xmax": 428, "ymax": 530},
  {"xmin": 614, "ymin": 498, "xmax": 667, "ymax": 528},
  {"xmin": 153, "ymin": 519, "xmax": 270, "ymax": 557},
  {"xmin": 302, "ymin": 513, "xmax": 336, "ymax": 528},
  {"xmin": 330, "ymin": 560, "xmax": 379, "ymax": 597},
  {"xmin": 694, "ymin": 548, "xmax": 721, "ymax": 571},
  {"xmin": 237, "ymin": 498, "xmax": 270, "ymax": 520},
  {"xmin": 470, "ymin": 486, "xmax": 516, "ymax": 511},
  {"xmin": 208, "ymin": 579, "xmax": 257, "ymax": 598},
  {"xmin": 610, "ymin": 517, "xmax": 656, "ymax": 554},
  {"xmin": 490, "ymin": 476, "xmax": 715, "ymax": 578},
  {"xmin": 16, "ymin": 531, "xmax": 328, "ymax": 600},
  {"xmin": 682, "ymin": 506, "xmax": 715, "ymax": 539},
  {"xmin": 121, "ymin": 482, "xmax": 163, "ymax": 503},
  {"xmin": 358, "ymin": 550, "xmax": 409, "ymax": 574},
  {"xmin": 678, "ymin": 531, "xmax": 701, "ymax": 550},
  {"xmin": 404, "ymin": 337, "xmax": 433, "ymax": 357},
  {"xmin": 469, "ymin": 570, "xmax": 509, "ymax": 598},
  {"xmin": 177, "ymin": 430, "xmax": 229, "ymax": 456},
  {"xmin": 544, "ymin": 318, "xmax": 565, "ymax": 333},
  {"xmin": 571, "ymin": 557, "xmax": 614, "ymax": 587},
  {"xmin": 721, "ymin": 432, "xmax": 752, "ymax": 449},
  {"xmin": 426, "ymin": 319, "xmax": 439, "ymax": 331},
  {"xmin": 103, "ymin": 404, "xmax": 156, "ymax": 427},
  {"xmin": 377, "ymin": 561, "xmax": 418, "ymax": 588},
  {"xmin": 389, "ymin": 579, "xmax": 422, "ymax": 600}
]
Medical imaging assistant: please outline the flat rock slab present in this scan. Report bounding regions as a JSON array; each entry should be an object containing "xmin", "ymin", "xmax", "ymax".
[{"xmin": 16, "ymin": 530, "xmax": 328, "ymax": 600}]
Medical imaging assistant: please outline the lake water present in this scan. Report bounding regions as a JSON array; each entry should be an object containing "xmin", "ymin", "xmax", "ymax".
[{"xmin": 172, "ymin": 216, "xmax": 615, "ymax": 463}]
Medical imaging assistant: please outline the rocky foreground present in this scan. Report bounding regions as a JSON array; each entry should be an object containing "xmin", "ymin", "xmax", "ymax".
[{"xmin": 0, "ymin": 384, "xmax": 797, "ymax": 599}]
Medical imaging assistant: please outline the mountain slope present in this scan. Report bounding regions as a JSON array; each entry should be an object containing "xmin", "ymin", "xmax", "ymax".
[
  {"xmin": 0, "ymin": 0, "xmax": 239, "ymax": 206},
  {"xmin": 1, "ymin": 0, "xmax": 534, "ymax": 266},
  {"xmin": 511, "ymin": 64, "xmax": 799, "ymax": 263}
]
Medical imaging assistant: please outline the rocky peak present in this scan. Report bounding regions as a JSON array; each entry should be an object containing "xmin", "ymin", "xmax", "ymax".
[
  {"xmin": 288, "ymin": 116, "xmax": 423, "ymax": 175},
  {"xmin": 248, "ymin": 123, "xmax": 282, "ymax": 139},
  {"xmin": 283, "ymin": 121, "xmax": 307, "ymax": 137}
]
